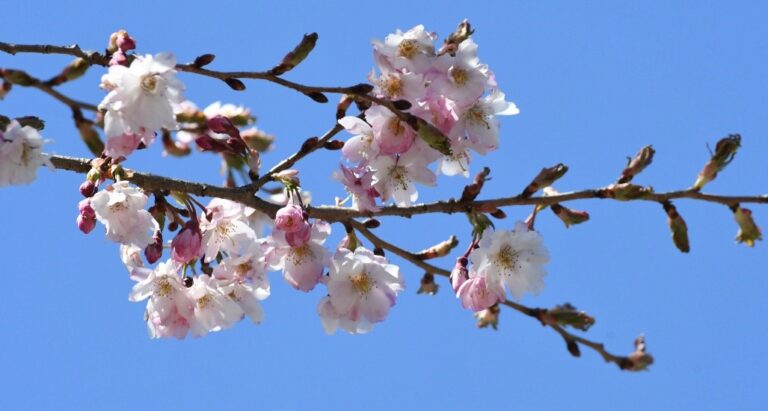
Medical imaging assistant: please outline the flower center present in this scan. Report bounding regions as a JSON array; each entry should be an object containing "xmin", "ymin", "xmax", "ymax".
[
  {"xmin": 350, "ymin": 271, "xmax": 373, "ymax": 294},
  {"xmin": 154, "ymin": 278, "xmax": 173, "ymax": 297},
  {"xmin": 289, "ymin": 245, "xmax": 313, "ymax": 265},
  {"xmin": 494, "ymin": 244, "xmax": 520, "ymax": 274},
  {"xmin": 382, "ymin": 75, "xmax": 403, "ymax": 97},
  {"xmin": 141, "ymin": 75, "xmax": 158, "ymax": 92},
  {"xmin": 386, "ymin": 118, "xmax": 406, "ymax": 136},
  {"xmin": 197, "ymin": 294, "xmax": 211, "ymax": 309},
  {"xmin": 466, "ymin": 106, "xmax": 490, "ymax": 129},
  {"xmin": 398, "ymin": 39, "xmax": 418, "ymax": 59},
  {"xmin": 450, "ymin": 67, "xmax": 468, "ymax": 86},
  {"xmin": 236, "ymin": 261, "xmax": 253, "ymax": 276},
  {"xmin": 108, "ymin": 201, "xmax": 127, "ymax": 212},
  {"xmin": 388, "ymin": 165, "xmax": 410, "ymax": 190}
]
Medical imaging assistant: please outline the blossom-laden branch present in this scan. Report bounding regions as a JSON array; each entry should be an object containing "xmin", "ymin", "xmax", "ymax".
[{"xmin": 47, "ymin": 153, "xmax": 768, "ymax": 221}]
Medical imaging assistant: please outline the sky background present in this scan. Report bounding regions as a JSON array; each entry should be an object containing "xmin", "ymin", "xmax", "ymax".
[{"xmin": 2, "ymin": 1, "xmax": 767, "ymax": 410}]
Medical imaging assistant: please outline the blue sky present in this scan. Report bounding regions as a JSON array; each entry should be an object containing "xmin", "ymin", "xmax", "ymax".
[{"xmin": 2, "ymin": 1, "xmax": 767, "ymax": 410}]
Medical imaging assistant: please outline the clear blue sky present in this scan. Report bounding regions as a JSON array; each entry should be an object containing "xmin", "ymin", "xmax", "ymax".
[{"xmin": 2, "ymin": 1, "xmax": 767, "ymax": 410}]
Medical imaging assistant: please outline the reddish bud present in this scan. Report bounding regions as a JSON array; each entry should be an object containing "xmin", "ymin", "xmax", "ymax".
[
  {"xmin": 79, "ymin": 180, "xmax": 98, "ymax": 197},
  {"xmin": 285, "ymin": 222, "xmax": 312, "ymax": 248},
  {"xmin": 145, "ymin": 232, "xmax": 163, "ymax": 264},
  {"xmin": 76, "ymin": 214, "xmax": 96, "ymax": 234},
  {"xmin": 171, "ymin": 220, "xmax": 202, "ymax": 264}
]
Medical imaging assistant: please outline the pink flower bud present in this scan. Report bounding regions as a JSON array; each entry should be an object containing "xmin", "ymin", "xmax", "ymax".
[
  {"xmin": 286, "ymin": 222, "xmax": 312, "ymax": 248},
  {"xmin": 78, "ymin": 199, "xmax": 96, "ymax": 219},
  {"xmin": 450, "ymin": 257, "xmax": 469, "ymax": 294},
  {"xmin": 116, "ymin": 32, "xmax": 136, "ymax": 52},
  {"xmin": 457, "ymin": 277, "xmax": 503, "ymax": 312},
  {"xmin": 171, "ymin": 220, "xmax": 202, "ymax": 264},
  {"xmin": 77, "ymin": 214, "xmax": 96, "ymax": 234},
  {"xmin": 109, "ymin": 50, "xmax": 127, "ymax": 67},
  {"xmin": 79, "ymin": 180, "xmax": 98, "ymax": 197},
  {"xmin": 275, "ymin": 204, "xmax": 307, "ymax": 233},
  {"xmin": 145, "ymin": 232, "xmax": 163, "ymax": 264}
]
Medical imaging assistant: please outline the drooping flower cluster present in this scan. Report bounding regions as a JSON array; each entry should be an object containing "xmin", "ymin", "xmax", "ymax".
[
  {"xmin": 0, "ymin": 120, "xmax": 52, "ymax": 187},
  {"xmin": 451, "ymin": 222, "xmax": 550, "ymax": 311},
  {"xmin": 99, "ymin": 53, "xmax": 185, "ymax": 158},
  {"xmin": 337, "ymin": 24, "xmax": 519, "ymax": 209}
]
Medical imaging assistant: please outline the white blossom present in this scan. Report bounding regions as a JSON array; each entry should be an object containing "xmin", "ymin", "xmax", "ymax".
[
  {"xmin": 0, "ymin": 120, "xmax": 52, "ymax": 187},
  {"xmin": 90, "ymin": 181, "xmax": 159, "ymax": 248},
  {"xmin": 468, "ymin": 222, "xmax": 550, "ymax": 300}
]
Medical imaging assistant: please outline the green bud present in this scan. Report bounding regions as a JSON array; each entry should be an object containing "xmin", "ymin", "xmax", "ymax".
[
  {"xmin": 475, "ymin": 304, "xmax": 500, "ymax": 330},
  {"xmin": 413, "ymin": 116, "xmax": 452, "ymax": 156},
  {"xmin": 438, "ymin": 19, "xmax": 475, "ymax": 56},
  {"xmin": 417, "ymin": 272, "xmax": 439, "ymax": 295},
  {"xmin": 542, "ymin": 303, "xmax": 595, "ymax": 331},
  {"xmin": 2, "ymin": 69, "xmax": 37, "ymax": 86},
  {"xmin": 521, "ymin": 163, "xmax": 568, "ymax": 198},
  {"xmin": 415, "ymin": 235, "xmax": 459, "ymax": 260},
  {"xmin": 693, "ymin": 134, "xmax": 741, "ymax": 190},
  {"xmin": 732, "ymin": 205, "xmax": 762, "ymax": 247},
  {"xmin": 606, "ymin": 183, "xmax": 654, "ymax": 201},
  {"xmin": 270, "ymin": 33, "xmax": 319, "ymax": 75},
  {"xmin": 662, "ymin": 201, "xmax": 690, "ymax": 253},
  {"xmin": 618, "ymin": 145, "xmax": 655, "ymax": 183},
  {"xmin": 550, "ymin": 203, "xmax": 590, "ymax": 228},
  {"xmin": 625, "ymin": 335, "xmax": 654, "ymax": 371}
]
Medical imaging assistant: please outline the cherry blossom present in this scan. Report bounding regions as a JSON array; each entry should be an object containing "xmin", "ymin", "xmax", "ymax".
[
  {"xmin": 186, "ymin": 275, "xmax": 244, "ymax": 337},
  {"xmin": 0, "ymin": 120, "xmax": 52, "ymax": 187},
  {"xmin": 369, "ymin": 150, "xmax": 436, "ymax": 207},
  {"xmin": 321, "ymin": 247, "xmax": 404, "ymax": 334},
  {"xmin": 90, "ymin": 181, "xmax": 159, "ymax": 248},
  {"xmin": 99, "ymin": 53, "xmax": 185, "ymax": 157},
  {"xmin": 199, "ymin": 198, "xmax": 256, "ymax": 262},
  {"xmin": 266, "ymin": 220, "xmax": 331, "ymax": 292},
  {"xmin": 339, "ymin": 116, "xmax": 379, "ymax": 163},
  {"xmin": 129, "ymin": 259, "xmax": 193, "ymax": 339},
  {"xmin": 468, "ymin": 222, "xmax": 550, "ymax": 300}
]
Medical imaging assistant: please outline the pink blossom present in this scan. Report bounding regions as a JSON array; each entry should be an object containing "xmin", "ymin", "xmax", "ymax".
[
  {"xmin": 321, "ymin": 247, "xmax": 404, "ymax": 334},
  {"xmin": 457, "ymin": 276, "xmax": 504, "ymax": 311},
  {"xmin": 266, "ymin": 220, "xmax": 331, "ymax": 292},
  {"xmin": 366, "ymin": 105, "xmax": 415, "ymax": 155},
  {"xmin": 339, "ymin": 116, "xmax": 379, "ymax": 163},
  {"xmin": 274, "ymin": 204, "xmax": 308, "ymax": 233},
  {"xmin": 335, "ymin": 164, "xmax": 379, "ymax": 212},
  {"xmin": 103, "ymin": 132, "xmax": 144, "ymax": 158}
]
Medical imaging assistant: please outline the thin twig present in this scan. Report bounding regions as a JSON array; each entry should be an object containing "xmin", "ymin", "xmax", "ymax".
[
  {"xmin": 251, "ymin": 122, "xmax": 345, "ymax": 189},
  {"xmin": 350, "ymin": 219, "xmax": 635, "ymax": 370}
]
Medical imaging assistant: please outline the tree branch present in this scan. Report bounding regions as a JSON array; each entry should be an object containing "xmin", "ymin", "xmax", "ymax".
[
  {"xmin": 349, "ymin": 219, "xmax": 638, "ymax": 370},
  {"xmin": 48, "ymin": 154, "xmax": 768, "ymax": 223}
]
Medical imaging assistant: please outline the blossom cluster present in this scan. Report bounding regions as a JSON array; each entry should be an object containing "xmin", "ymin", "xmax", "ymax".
[
  {"xmin": 0, "ymin": 24, "xmax": 549, "ymax": 340},
  {"xmin": 337, "ymin": 24, "xmax": 519, "ymax": 210},
  {"xmin": 80, "ymin": 182, "xmax": 406, "ymax": 338}
]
